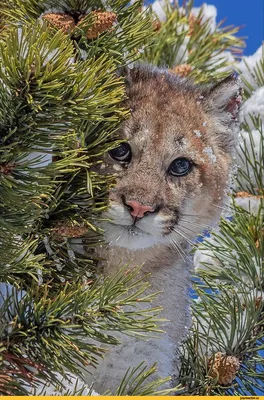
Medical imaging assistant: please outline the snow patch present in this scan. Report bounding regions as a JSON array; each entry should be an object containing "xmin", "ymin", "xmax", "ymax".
[
  {"xmin": 151, "ymin": 0, "xmax": 167, "ymax": 22},
  {"xmin": 172, "ymin": 36, "xmax": 190, "ymax": 66},
  {"xmin": 192, "ymin": 3, "xmax": 217, "ymax": 33},
  {"xmin": 236, "ymin": 127, "xmax": 263, "ymax": 188},
  {"xmin": 30, "ymin": 372, "xmax": 99, "ymax": 396},
  {"xmin": 237, "ymin": 45, "xmax": 264, "ymax": 91},
  {"xmin": 239, "ymin": 87, "xmax": 264, "ymax": 130},
  {"xmin": 209, "ymin": 51, "xmax": 235, "ymax": 73},
  {"xmin": 235, "ymin": 195, "xmax": 262, "ymax": 215}
]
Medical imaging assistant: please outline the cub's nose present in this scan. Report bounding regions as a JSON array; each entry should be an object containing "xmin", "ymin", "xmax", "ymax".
[{"xmin": 125, "ymin": 200, "xmax": 155, "ymax": 219}]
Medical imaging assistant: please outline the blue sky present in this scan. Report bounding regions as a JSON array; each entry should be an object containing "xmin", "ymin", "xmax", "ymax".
[{"xmin": 193, "ymin": 0, "xmax": 263, "ymax": 55}]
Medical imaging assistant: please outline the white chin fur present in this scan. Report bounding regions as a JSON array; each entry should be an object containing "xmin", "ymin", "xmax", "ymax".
[{"xmin": 103, "ymin": 221, "xmax": 168, "ymax": 250}]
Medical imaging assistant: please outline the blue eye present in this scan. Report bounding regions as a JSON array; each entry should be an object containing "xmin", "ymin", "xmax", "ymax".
[
  {"xmin": 168, "ymin": 158, "xmax": 192, "ymax": 177},
  {"xmin": 109, "ymin": 142, "xmax": 131, "ymax": 162}
]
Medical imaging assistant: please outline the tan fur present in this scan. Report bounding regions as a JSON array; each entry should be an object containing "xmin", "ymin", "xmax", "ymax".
[
  {"xmin": 102, "ymin": 71, "xmax": 234, "ymax": 239},
  {"xmin": 85, "ymin": 66, "xmax": 241, "ymax": 392}
]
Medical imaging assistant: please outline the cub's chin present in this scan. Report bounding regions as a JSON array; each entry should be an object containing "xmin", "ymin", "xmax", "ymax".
[{"xmin": 102, "ymin": 221, "xmax": 168, "ymax": 251}]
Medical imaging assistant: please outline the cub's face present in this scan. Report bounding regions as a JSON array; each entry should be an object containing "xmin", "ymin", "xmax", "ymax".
[{"xmin": 100, "ymin": 67, "xmax": 241, "ymax": 251}]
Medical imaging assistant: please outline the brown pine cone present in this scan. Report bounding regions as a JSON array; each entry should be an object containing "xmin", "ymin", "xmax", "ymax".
[
  {"xmin": 78, "ymin": 11, "xmax": 117, "ymax": 39},
  {"xmin": 209, "ymin": 352, "xmax": 240, "ymax": 385},
  {"xmin": 170, "ymin": 64, "xmax": 192, "ymax": 78},
  {"xmin": 43, "ymin": 13, "xmax": 75, "ymax": 34}
]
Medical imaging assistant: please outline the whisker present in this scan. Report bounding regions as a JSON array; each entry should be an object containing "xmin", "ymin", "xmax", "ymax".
[
  {"xmin": 179, "ymin": 222, "xmax": 205, "ymax": 236},
  {"xmin": 180, "ymin": 218, "xmax": 211, "ymax": 230},
  {"xmin": 170, "ymin": 238, "xmax": 187, "ymax": 261},
  {"xmin": 170, "ymin": 232, "xmax": 193, "ymax": 262},
  {"xmin": 180, "ymin": 213, "xmax": 207, "ymax": 219},
  {"xmin": 172, "ymin": 227, "xmax": 197, "ymax": 248}
]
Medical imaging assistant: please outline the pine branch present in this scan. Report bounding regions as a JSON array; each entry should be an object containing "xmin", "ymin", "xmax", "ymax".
[
  {"xmin": 114, "ymin": 362, "xmax": 180, "ymax": 396},
  {"xmin": 143, "ymin": 0, "xmax": 244, "ymax": 83},
  {"xmin": 33, "ymin": 362, "xmax": 180, "ymax": 395},
  {"xmin": 0, "ymin": 268, "xmax": 163, "ymax": 390},
  {"xmin": 3, "ymin": 0, "xmax": 155, "ymax": 67},
  {"xmin": 178, "ymin": 179, "xmax": 264, "ymax": 394}
]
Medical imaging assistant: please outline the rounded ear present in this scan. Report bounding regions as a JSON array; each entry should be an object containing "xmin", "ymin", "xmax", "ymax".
[
  {"xmin": 201, "ymin": 75, "xmax": 243, "ymax": 153},
  {"xmin": 202, "ymin": 74, "xmax": 243, "ymax": 120}
]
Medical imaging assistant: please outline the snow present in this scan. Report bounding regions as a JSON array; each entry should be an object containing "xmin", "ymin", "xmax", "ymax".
[
  {"xmin": 151, "ymin": 1, "xmax": 220, "ymax": 66},
  {"xmin": 193, "ymin": 238, "xmax": 220, "ymax": 273},
  {"xmin": 192, "ymin": 3, "xmax": 217, "ymax": 33},
  {"xmin": 1, "ymin": 2, "xmax": 263, "ymax": 393},
  {"xmin": 209, "ymin": 50, "xmax": 235, "ymax": 73},
  {"xmin": 0, "ymin": 283, "xmax": 26, "ymax": 317},
  {"xmin": 23, "ymin": 151, "xmax": 52, "ymax": 167},
  {"xmin": 40, "ymin": 8, "xmax": 65, "ymax": 17},
  {"xmin": 235, "ymin": 195, "xmax": 263, "ymax": 215},
  {"xmin": 203, "ymin": 146, "xmax": 217, "ymax": 163},
  {"xmin": 151, "ymin": 0, "xmax": 168, "ymax": 22},
  {"xmin": 194, "ymin": 129, "xmax": 202, "ymax": 137},
  {"xmin": 172, "ymin": 36, "xmax": 190, "ymax": 66},
  {"xmin": 240, "ymin": 87, "xmax": 264, "ymax": 130},
  {"xmin": 236, "ymin": 127, "xmax": 263, "ymax": 189},
  {"xmin": 29, "ymin": 372, "xmax": 99, "ymax": 396},
  {"xmin": 237, "ymin": 45, "xmax": 264, "ymax": 91},
  {"xmin": 233, "ymin": 47, "xmax": 264, "ymax": 202},
  {"xmin": 195, "ymin": 305, "xmax": 254, "ymax": 355}
]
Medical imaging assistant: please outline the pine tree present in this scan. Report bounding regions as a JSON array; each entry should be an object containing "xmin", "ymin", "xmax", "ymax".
[
  {"xmin": 0, "ymin": 0, "xmax": 263, "ymax": 396},
  {"xmin": 0, "ymin": 0, "xmax": 165, "ymax": 395}
]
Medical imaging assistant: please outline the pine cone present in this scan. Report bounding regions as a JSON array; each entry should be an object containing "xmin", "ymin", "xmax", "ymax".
[
  {"xmin": 78, "ymin": 11, "xmax": 117, "ymax": 39},
  {"xmin": 43, "ymin": 13, "xmax": 75, "ymax": 34},
  {"xmin": 170, "ymin": 64, "xmax": 192, "ymax": 78},
  {"xmin": 209, "ymin": 352, "xmax": 240, "ymax": 385},
  {"xmin": 52, "ymin": 224, "xmax": 89, "ymax": 238}
]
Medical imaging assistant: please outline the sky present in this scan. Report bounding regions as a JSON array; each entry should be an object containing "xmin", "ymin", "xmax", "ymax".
[{"xmin": 192, "ymin": 0, "xmax": 263, "ymax": 55}]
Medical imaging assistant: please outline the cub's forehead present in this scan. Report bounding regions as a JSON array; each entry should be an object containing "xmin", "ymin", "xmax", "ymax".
[{"xmin": 122, "ymin": 98, "xmax": 210, "ymax": 148}]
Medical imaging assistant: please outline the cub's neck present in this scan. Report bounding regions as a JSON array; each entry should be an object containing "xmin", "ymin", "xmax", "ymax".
[
  {"xmin": 100, "ymin": 242, "xmax": 181, "ymax": 276},
  {"xmin": 89, "ymin": 243, "xmax": 191, "ymax": 393}
]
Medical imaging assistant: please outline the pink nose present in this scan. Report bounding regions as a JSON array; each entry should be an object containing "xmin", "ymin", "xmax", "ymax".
[{"xmin": 126, "ymin": 200, "xmax": 155, "ymax": 218}]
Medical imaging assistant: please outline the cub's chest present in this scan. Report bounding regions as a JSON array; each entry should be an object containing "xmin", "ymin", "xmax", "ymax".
[{"xmin": 96, "ymin": 243, "xmax": 178, "ymax": 277}]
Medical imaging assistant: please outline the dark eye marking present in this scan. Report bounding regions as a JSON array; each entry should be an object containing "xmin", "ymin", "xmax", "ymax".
[
  {"xmin": 108, "ymin": 142, "xmax": 131, "ymax": 162},
  {"xmin": 168, "ymin": 157, "xmax": 193, "ymax": 177}
]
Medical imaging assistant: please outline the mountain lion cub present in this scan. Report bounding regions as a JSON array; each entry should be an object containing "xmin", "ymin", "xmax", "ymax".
[{"xmin": 88, "ymin": 65, "xmax": 241, "ymax": 392}]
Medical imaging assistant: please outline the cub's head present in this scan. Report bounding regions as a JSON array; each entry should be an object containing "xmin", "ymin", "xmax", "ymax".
[{"xmin": 100, "ymin": 66, "xmax": 241, "ymax": 250}]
